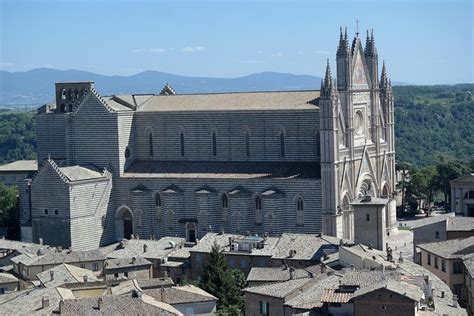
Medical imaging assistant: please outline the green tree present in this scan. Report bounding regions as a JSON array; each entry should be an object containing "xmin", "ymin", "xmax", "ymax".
[
  {"xmin": 396, "ymin": 162, "xmax": 413, "ymax": 211},
  {"xmin": 0, "ymin": 182, "xmax": 20, "ymax": 239},
  {"xmin": 411, "ymin": 166, "xmax": 438, "ymax": 207},
  {"xmin": 435, "ymin": 158, "xmax": 468, "ymax": 207},
  {"xmin": 200, "ymin": 242, "xmax": 245, "ymax": 315}
]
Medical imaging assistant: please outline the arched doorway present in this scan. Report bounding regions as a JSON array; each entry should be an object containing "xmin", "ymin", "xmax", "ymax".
[
  {"xmin": 123, "ymin": 210, "xmax": 133, "ymax": 240},
  {"xmin": 186, "ymin": 223, "xmax": 197, "ymax": 243},
  {"xmin": 116, "ymin": 206, "xmax": 134, "ymax": 241}
]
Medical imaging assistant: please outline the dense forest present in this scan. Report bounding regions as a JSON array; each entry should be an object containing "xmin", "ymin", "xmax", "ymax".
[
  {"xmin": 393, "ymin": 84, "xmax": 473, "ymax": 167},
  {"xmin": 0, "ymin": 84, "xmax": 472, "ymax": 168}
]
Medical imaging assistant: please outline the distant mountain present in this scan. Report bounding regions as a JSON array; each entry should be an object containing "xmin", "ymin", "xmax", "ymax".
[{"xmin": 0, "ymin": 68, "xmax": 323, "ymax": 106}]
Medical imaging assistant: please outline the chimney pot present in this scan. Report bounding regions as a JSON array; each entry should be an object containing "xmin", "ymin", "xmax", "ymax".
[
  {"xmin": 50, "ymin": 270, "xmax": 54, "ymax": 281},
  {"xmin": 83, "ymin": 275, "xmax": 88, "ymax": 283},
  {"xmin": 98, "ymin": 297, "xmax": 103, "ymax": 310},
  {"xmin": 39, "ymin": 238, "xmax": 43, "ymax": 245},
  {"xmin": 42, "ymin": 297, "xmax": 50, "ymax": 309}
]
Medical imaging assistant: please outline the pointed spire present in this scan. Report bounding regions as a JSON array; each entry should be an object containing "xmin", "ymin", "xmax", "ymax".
[
  {"xmin": 380, "ymin": 61, "xmax": 389, "ymax": 89},
  {"xmin": 324, "ymin": 59, "xmax": 332, "ymax": 89},
  {"xmin": 370, "ymin": 29, "xmax": 378, "ymax": 56},
  {"xmin": 365, "ymin": 30, "xmax": 370, "ymax": 53},
  {"xmin": 337, "ymin": 26, "xmax": 349, "ymax": 56},
  {"xmin": 320, "ymin": 78, "xmax": 325, "ymax": 95}
]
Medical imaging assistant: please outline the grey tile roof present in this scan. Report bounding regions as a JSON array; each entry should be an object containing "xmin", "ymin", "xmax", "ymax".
[
  {"xmin": 243, "ymin": 277, "xmax": 313, "ymax": 298},
  {"xmin": 106, "ymin": 237, "xmax": 186, "ymax": 260},
  {"xmin": 0, "ymin": 160, "xmax": 38, "ymax": 172},
  {"xmin": 409, "ymin": 213, "xmax": 454, "ymax": 230},
  {"xmin": 0, "ymin": 239, "xmax": 48, "ymax": 251},
  {"xmin": 144, "ymin": 285, "xmax": 217, "ymax": 304},
  {"xmin": 463, "ymin": 254, "xmax": 474, "ymax": 277},
  {"xmin": 60, "ymin": 293, "xmax": 182, "ymax": 315},
  {"xmin": 447, "ymin": 217, "xmax": 474, "ymax": 231},
  {"xmin": 18, "ymin": 249, "xmax": 107, "ymax": 267},
  {"xmin": 351, "ymin": 279, "xmax": 424, "ymax": 302},
  {"xmin": 189, "ymin": 233, "xmax": 240, "ymax": 253},
  {"xmin": 246, "ymin": 266, "xmax": 312, "ymax": 283},
  {"xmin": 0, "ymin": 286, "xmax": 62, "ymax": 315},
  {"xmin": 136, "ymin": 277, "xmax": 175, "ymax": 289},
  {"xmin": 36, "ymin": 263, "xmax": 99, "ymax": 288},
  {"xmin": 0, "ymin": 272, "xmax": 18, "ymax": 284},
  {"xmin": 105, "ymin": 257, "xmax": 152, "ymax": 270},
  {"xmin": 344, "ymin": 244, "xmax": 468, "ymax": 315},
  {"xmin": 136, "ymin": 90, "xmax": 320, "ymax": 112},
  {"xmin": 417, "ymin": 236, "xmax": 474, "ymax": 259},
  {"xmin": 124, "ymin": 161, "xmax": 321, "ymax": 179},
  {"xmin": 336, "ymin": 269, "xmax": 401, "ymax": 288},
  {"xmin": 58, "ymin": 166, "xmax": 105, "ymax": 182},
  {"xmin": 284, "ymin": 274, "xmax": 340, "ymax": 309},
  {"xmin": 271, "ymin": 233, "xmax": 339, "ymax": 261}
]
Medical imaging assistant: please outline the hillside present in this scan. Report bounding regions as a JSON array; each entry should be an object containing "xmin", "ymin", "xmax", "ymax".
[
  {"xmin": 393, "ymin": 84, "xmax": 474, "ymax": 167},
  {"xmin": 0, "ymin": 68, "xmax": 322, "ymax": 106},
  {"xmin": 0, "ymin": 85, "xmax": 472, "ymax": 168}
]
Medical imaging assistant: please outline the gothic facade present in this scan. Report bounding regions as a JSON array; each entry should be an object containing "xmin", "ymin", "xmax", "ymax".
[{"xmin": 21, "ymin": 29, "xmax": 396, "ymax": 250}]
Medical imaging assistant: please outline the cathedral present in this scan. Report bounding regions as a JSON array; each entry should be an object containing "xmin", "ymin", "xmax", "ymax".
[{"xmin": 20, "ymin": 28, "xmax": 396, "ymax": 250}]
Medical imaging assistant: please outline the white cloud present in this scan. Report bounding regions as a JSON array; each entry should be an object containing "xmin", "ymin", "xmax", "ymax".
[
  {"xmin": 181, "ymin": 46, "xmax": 206, "ymax": 53},
  {"xmin": 132, "ymin": 48, "xmax": 167, "ymax": 54},
  {"xmin": 271, "ymin": 51, "xmax": 283, "ymax": 57},
  {"xmin": 0, "ymin": 62, "xmax": 15, "ymax": 69}
]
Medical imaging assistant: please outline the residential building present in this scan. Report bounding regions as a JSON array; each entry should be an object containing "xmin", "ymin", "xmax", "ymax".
[
  {"xmin": 0, "ymin": 272, "xmax": 18, "ymax": 294},
  {"xmin": 103, "ymin": 257, "xmax": 153, "ymax": 280},
  {"xmin": 417, "ymin": 236, "xmax": 474, "ymax": 306},
  {"xmin": 21, "ymin": 28, "xmax": 396, "ymax": 250},
  {"xmin": 11, "ymin": 248, "xmax": 107, "ymax": 289},
  {"xmin": 36, "ymin": 263, "xmax": 100, "ymax": 288},
  {"xmin": 411, "ymin": 215, "xmax": 474, "ymax": 263},
  {"xmin": 463, "ymin": 254, "xmax": 474, "ymax": 315},
  {"xmin": 0, "ymin": 160, "xmax": 37, "ymax": 186},
  {"xmin": 105, "ymin": 236, "xmax": 186, "ymax": 277},
  {"xmin": 451, "ymin": 173, "xmax": 474, "ymax": 217}
]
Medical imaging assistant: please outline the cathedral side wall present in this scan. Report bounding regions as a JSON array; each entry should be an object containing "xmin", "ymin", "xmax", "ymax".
[
  {"xmin": 112, "ymin": 176, "xmax": 322, "ymax": 241},
  {"xmin": 133, "ymin": 110, "xmax": 320, "ymax": 162},
  {"xmin": 36, "ymin": 113, "xmax": 67, "ymax": 164}
]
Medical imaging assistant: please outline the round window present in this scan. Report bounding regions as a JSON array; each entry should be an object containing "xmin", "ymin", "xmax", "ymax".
[
  {"xmin": 354, "ymin": 111, "xmax": 364, "ymax": 135},
  {"xmin": 125, "ymin": 147, "xmax": 131, "ymax": 159},
  {"xmin": 44, "ymin": 209, "xmax": 49, "ymax": 215},
  {"xmin": 54, "ymin": 209, "xmax": 59, "ymax": 216}
]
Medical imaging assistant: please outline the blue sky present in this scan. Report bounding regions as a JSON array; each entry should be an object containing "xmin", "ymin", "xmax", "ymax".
[{"xmin": 1, "ymin": 0, "xmax": 473, "ymax": 84}]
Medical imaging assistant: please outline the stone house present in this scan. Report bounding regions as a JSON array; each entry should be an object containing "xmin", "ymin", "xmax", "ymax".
[
  {"xmin": 417, "ymin": 236, "xmax": 474, "ymax": 306},
  {"xmin": 451, "ymin": 173, "xmax": 474, "ymax": 217},
  {"xmin": 0, "ymin": 272, "xmax": 18, "ymax": 294},
  {"xmin": 103, "ymin": 257, "xmax": 153, "ymax": 280}
]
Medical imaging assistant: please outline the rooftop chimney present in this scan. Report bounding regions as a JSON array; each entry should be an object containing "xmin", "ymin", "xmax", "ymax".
[
  {"xmin": 453, "ymin": 295, "xmax": 458, "ymax": 308},
  {"xmin": 441, "ymin": 291, "xmax": 445, "ymax": 298},
  {"xmin": 39, "ymin": 238, "xmax": 43, "ymax": 245},
  {"xmin": 289, "ymin": 267, "xmax": 295, "ymax": 280},
  {"xmin": 350, "ymin": 264, "xmax": 355, "ymax": 270},
  {"xmin": 83, "ymin": 275, "xmax": 88, "ymax": 283},
  {"xmin": 42, "ymin": 297, "xmax": 50, "ymax": 309},
  {"xmin": 320, "ymin": 262, "xmax": 326, "ymax": 274},
  {"xmin": 143, "ymin": 244, "xmax": 148, "ymax": 253},
  {"xmin": 50, "ymin": 270, "xmax": 54, "ymax": 281},
  {"xmin": 98, "ymin": 297, "xmax": 103, "ymax": 310}
]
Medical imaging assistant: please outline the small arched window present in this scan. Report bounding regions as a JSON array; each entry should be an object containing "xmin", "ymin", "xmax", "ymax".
[
  {"xmin": 296, "ymin": 197, "xmax": 304, "ymax": 226},
  {"xmin": 212, "ymin": 132, "xmax": 217, "ymax": 157},
  {"xmin": 255, "ymin": 196, "xmax": 262, "ymax": 224},
  {"xmin": 155, "ymin": 193, "xmax": 162, "ymax": 207},
  {"xmin": 149, "ymin": 133, "xmax": 154, "ymax": 157},
  {"xmin": 222, "ymin": 194, "xmax": 229, "ymax": 209},
  {"xmin": 245, "ymin": 132, "xmax": 250, "ymax": 157},
  {"xmin": 180, "ymin": 132, "xmax": 185, "ymax": 156},
  {"xmin": 280, "ymin": 132, "xmax": 285, "ymax": 157}
]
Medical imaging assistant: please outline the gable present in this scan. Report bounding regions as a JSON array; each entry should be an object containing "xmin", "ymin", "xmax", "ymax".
[{"xmin": 351, "ymin": 42, "xmax": 370, "ymax": 89}]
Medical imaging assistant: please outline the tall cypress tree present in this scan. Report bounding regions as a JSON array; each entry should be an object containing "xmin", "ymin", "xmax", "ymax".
[{"xmin": 199, "ymin": 242, "xmax": 245, "ymax": 315}]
